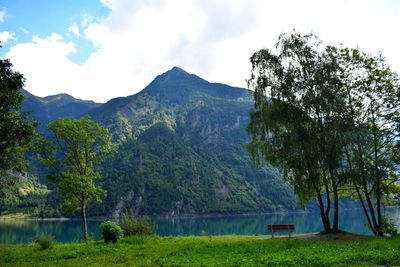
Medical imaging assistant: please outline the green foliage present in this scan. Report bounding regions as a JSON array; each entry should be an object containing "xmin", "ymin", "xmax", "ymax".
[
  {"xmin": 336, "ymin": 47, "xmax": 400, "ymax": 235},
  {"xmin": 101, "ymin": 220, "xmax": 123, "ymax": 243},
  {"xmin": 0, "ymin": 58, "xmax": 35, "ymax": 201},
  {"xmin": 381, "ymin": 214, "xmax": 398, "ymax": 237},
  {"xmin": 122, "ymin": 216, "xmax": 155, "ymax": 236},
  {"xmin": 247, "ymin": 31, "xmax": 400, "ymax": 234},
  {"xmin": 34, "ymin": 235, "xmax": 54, "ymax": 250},
  {"xmin": 247, "ymin": 32, "xmax": 345, "ymax": 232},
  {"xmin": 0, "ymin": 174, "xmax": 55, "ymax": 215},
  {"xmin": 35, "ymin": 116, "xmax": 113, "ymax": 240}
]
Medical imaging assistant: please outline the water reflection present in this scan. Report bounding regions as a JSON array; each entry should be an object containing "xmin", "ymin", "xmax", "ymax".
[
  {"xmin": 0, "ymin": 219, "xmax": 102, "ymax": 244},
  {"xmin": 0, "ymin": 208, "xmax": 398, "ymax": 243}
]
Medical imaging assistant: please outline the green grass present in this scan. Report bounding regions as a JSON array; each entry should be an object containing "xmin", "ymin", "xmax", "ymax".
[{"xmin": 1, "ymin": 235, "xmax": 399, "ymax": 266}]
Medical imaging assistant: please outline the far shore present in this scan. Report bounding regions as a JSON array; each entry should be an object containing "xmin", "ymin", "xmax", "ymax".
[{"xmin": 0, "ymin": 207, "xmax": 385, "ymax": 221}]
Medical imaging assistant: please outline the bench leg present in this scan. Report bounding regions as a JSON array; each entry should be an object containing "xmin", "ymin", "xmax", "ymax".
[{"xmin": 272, "ymin": 230, "xmax": 274, "ymax": 238}]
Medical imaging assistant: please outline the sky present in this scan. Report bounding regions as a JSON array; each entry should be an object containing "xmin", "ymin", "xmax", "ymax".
[{"xmin": 1, "ymin": 0, "xmax": 400, "ymax": 103}]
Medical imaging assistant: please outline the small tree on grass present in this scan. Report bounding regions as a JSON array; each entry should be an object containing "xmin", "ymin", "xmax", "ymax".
[{"xmin": 36, "ymin": 117, "xmax": 112, "ymax": 241}]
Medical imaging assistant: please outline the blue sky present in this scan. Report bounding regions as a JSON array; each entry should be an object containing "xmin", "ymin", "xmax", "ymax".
[
  {"xmin": 0, "ymin": 0, "xmax": 108, "ymax": 63},
  {"xmin": 1, "ymin": 0, "xmax": 400, "ymax": 102}
]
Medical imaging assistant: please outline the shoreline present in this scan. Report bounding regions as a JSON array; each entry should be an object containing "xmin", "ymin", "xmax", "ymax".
[{"xmin": 1, "ymin": 206, "xmax": 391, "ymax": 221}]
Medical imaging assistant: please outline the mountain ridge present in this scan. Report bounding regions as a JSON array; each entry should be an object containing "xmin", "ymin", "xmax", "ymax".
[
  {"xmin": 21, "ymin": 89, "xmax": 101, "ymax": 131},
  {"xmin": 16, "ymin": 67, "xmax": 297, "ymax": 218}
]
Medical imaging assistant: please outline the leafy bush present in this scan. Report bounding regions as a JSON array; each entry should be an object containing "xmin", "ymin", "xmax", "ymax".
[
  {"xmin": 34, "ymin": 235, "xmax": 54, "ymax": 249},
  {"xmin": 122, "ymin": 216, "xmax": 155, "ymax": 236},
  {"xmin": 100, "ymin": 221, "xmax": 123, "ymax": 243},
  {"xmin": 381, "ymin": 214, "xmax": 398, "ymax": 237}
]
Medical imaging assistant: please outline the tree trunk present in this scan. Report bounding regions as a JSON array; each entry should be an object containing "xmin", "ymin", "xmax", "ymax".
[
  {"xmin": 364, "ymin": 187, "xmax": 380, "ymax": 235},
  {"xmin": 372, "ymin": 114, "xmax": 383, "ymax": 236},
  {"xmin": 354, "ymin": 181, "xmax": 377, "ymax": 235},
  {"xmin": 376, "ymin": 181, "xmax": 383, "ymax": 236},
  {"xmin": 323, "ymin": 175, "xmax": 331, "ymax": 229},
  {"xmin": 345, "ymin": 149, "xmax": 377, "ymax": 235},
  {"xmin": 355, "ymin": 143, "xmax": 381, "ymax": 235},
  {"xmin": 332, "ymin": 184, "xmax": 339, "ymax": 232},
  {"xmin": 308, "ymin": 160, "xmax": 331, "ymax": 233},
  {"xmin": 327, "ymin": 167, "xmax": 340, "ymax": 233},
  {"xmin": 316, "ymin": 190, "xmax": 331, "ymax": 232},
  {"xmin": 81, "ymin": 204, "xmax": 89, "ymax": 241}
]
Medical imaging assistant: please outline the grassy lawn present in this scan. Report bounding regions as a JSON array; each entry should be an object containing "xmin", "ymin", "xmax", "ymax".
[{"xmin": 0, "ymin": 235, "xmax": 399, "ymax": 266}]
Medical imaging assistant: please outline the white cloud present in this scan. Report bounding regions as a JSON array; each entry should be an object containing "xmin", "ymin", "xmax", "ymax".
[
  {"xmin": 5, "ymin": 0, "xmax": 400, "ymax": 102},
  {"xmin": 0, "ymin": 31, "xmax": 15, "ymax": 44},
  {"xmin": 6, "ymin": 33, "xmax": 88, "ymax": 99},
  {"xmin": 0, "ymin": 9, "xmax": 5, "ymax": 23},
  {"xmin": 68, "ymin": 24, "xmax": 80, "ymax": 37}
]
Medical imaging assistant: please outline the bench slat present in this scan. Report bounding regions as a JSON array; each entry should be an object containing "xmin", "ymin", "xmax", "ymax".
[
  {"xmin": 267, "ymin": 224, "xmax": 295, "ymax": 231},
  {"xmin": 268, "ymin": 227, "xmax": 295, "ymax": 230}
]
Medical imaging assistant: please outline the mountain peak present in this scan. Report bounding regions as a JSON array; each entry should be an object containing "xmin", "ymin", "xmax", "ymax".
[
  {"xmin": 138, "ymin": 66, "xmax": 247, "ymax": 103},
  {"xmin": 144, "ymin": 66, "xmax": 206, "ymax": 91},
  {"xmin": 161, "ymin": 66, "xmax": 190, "ymax": 78},
  {"xmin": 169, "ymin": 66, "xmax": 188, "ymax": 74}
]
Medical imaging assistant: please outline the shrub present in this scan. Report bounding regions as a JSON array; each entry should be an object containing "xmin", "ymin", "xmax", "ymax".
[
  {"xmin": 34, "ymin": 235, "xmax": 54, "ymax": 249},
  {"xmin": 122, "ymin": 216, "xmax": 155, "ymax": 236},
  {"xmin": 101, "ymin": 221, "xmax": 123, "ymax": 243},
  {"xmin": 381, "ymin": 214, "xmax": 398, "ymax": 237}
]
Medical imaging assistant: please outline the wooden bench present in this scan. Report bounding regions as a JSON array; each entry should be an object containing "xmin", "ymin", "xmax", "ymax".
[{"xmin": 267, "ymin": 224, "xmax": 295, "ymax": 238}]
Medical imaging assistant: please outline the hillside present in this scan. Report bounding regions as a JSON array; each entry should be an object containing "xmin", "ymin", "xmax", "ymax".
[
  {"xmin": 88, "ymin": 67, "xmax": 297, "ymax": 217},
  {"xmin": 21, "ymin": 89, "xmax": 101, "ymax": 131},
  {"xmin": 14, "ymin": 67, "xmax": 297, "ymax": 217}
]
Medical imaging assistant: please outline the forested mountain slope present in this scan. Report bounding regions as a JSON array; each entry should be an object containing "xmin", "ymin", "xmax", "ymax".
[
  {"xmin": 88, "ymin": 67, "xmax": 297, "ymax": 217},
  {"xmin": 18, "ymin": 67, "xmax": 297, "ymax": 217}
]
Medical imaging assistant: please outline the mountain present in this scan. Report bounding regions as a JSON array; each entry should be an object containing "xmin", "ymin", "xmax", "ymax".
[
  {"xmin": 16, "ymin": 67, "xmax": 297, "ymax": 217},
  {"xmin": 87, "ymin": 67, "xmax": 297, "ymax": 217},
  {"xmin": 21, "ymin": 89, "xmax": 101, "ymax": 131}
]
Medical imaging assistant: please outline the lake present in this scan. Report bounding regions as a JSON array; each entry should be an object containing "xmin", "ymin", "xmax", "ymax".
[{"xmin": 1, "ymin": 208, "xmax": 399, "ymax": 243}]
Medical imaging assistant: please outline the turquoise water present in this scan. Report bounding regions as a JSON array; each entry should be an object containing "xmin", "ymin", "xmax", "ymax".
[{"xmin": 0, "ymin": 208, "xmax": 399, "ymax": 243}]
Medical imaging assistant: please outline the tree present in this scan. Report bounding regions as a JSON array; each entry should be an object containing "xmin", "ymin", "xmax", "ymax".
[
  {"xmin": 247, "ymin": 32, "xmax": 347, "ymax": 233},
  {"xmin": 0, "ymin": 57, "xmax": 35, "ymax": 203},
  {"xmin": 337, "ymin": 48, "xmax": 400, "ymax": 236},
  {"xmin": 247, "ymin": 32, "xmax": 400, "ymax": 236},
  {"xmin": 36, "ymin": 117, "xmax": 112, "ymax": 240}
]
